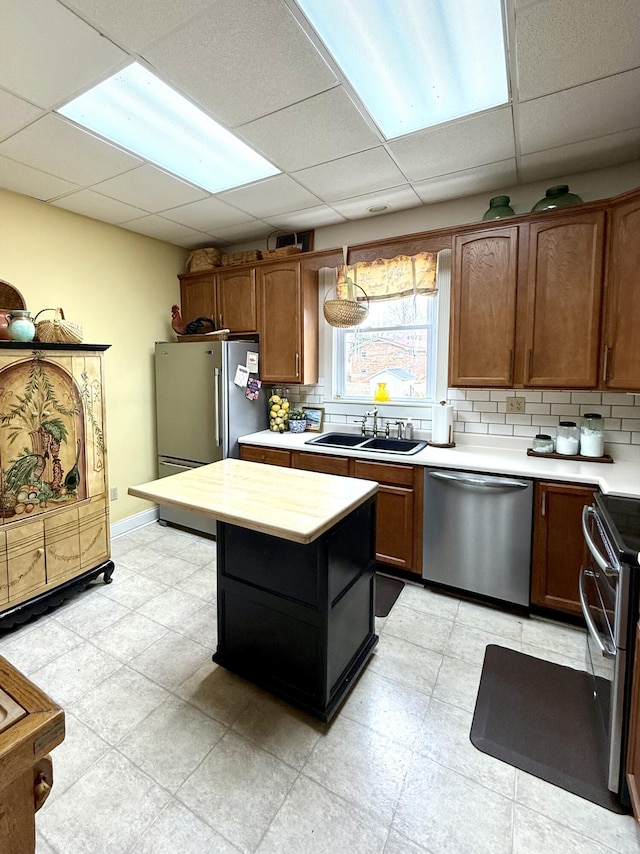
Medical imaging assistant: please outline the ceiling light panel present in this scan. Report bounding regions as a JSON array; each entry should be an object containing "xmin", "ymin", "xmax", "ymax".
[
  {"xmin": 57, "ymin": 62, "xmax": 280, "ymax": 193},
  {"xmin": 295, "ymin": 0, "xmax": 509, "ymax": 139}
]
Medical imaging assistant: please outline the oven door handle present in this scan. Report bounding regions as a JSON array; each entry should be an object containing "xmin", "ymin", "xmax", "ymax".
[
  {"xmin": 579, "ymin": 567, "xmax": 616, "ymax": 658},
  {"xmin": 581, "ymin": 505, "xmax": 618, "ymax": 579}
]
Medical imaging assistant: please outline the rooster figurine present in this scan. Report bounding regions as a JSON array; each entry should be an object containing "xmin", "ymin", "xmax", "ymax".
[{"xmin": 171, "ymin": 305, "xmax": 216, "ymax": 337}]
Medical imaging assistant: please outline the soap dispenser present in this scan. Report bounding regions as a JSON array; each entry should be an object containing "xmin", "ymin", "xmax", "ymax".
[{"xmin": 404, "ymin": 418, "xmax": 414, "ymax": 440}]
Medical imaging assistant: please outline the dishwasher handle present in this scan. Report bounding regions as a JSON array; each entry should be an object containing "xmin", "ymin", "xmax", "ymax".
[{"xmin": 428, "ymin": 471, "xmax": 530, "ymax": 490}]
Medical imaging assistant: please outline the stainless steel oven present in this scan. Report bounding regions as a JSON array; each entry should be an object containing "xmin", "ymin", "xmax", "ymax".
[{"xmin": 581, "ymin": 494, "xmax": 640, "ymax": 804}]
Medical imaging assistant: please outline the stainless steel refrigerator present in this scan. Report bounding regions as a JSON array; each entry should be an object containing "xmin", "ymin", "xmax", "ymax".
[{"xmin": 155, "ymin": 340, "xmax": 266, "ymax": 535}]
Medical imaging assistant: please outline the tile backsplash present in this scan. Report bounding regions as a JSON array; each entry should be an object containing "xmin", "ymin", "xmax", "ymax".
[{"xmin": 282, "ymin": 383, "xmax": 640, "ymax": 447}]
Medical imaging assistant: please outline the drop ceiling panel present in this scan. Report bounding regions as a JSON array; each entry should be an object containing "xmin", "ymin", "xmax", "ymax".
[
  {"xmin": 331, "ymin": 185, "xmax": 423, "ymax": 220},
  {"xmin": 266, "ymin": 206, "xmax": 347, "ymax": 231},
  {"xmin": 516, "ymin": 0, "xmax": 640, "ymax": 101},
  {"xmin": 519, "ymin": 69, "xmax": 640, "ymax": 154},
  {"xmin": 51, "ymin": 189, "xmax": 147, "ymax": 223},
  {"xmin": 208, "ymin": 221, "xmax": 275, "ymax": 244},
  {"xmin": 120, "ymin": 214, "xmax": 210, "ymax": 246},
  {"xmin": 219, "ymin": 175, "xmax": 321, "ymax": 218},
  {"xmin": 0, "ymin": 0, "xmax": 126, "ymax": 108},
  {"xmin": 64, "ymin": 0, "xmax": 213, "ymax": 53},
  {"xmin": 162, "ymin": 197, "xmax": 255, "ymax": 231},
  {"xmin": 294, "ymin": 148, "xmax": 407, "ymax": 203},
  {"xmin": 93, "ymin": 164, "xmax": 208, "ymax": 211},
  {"xmin": 518, "ymin": 128, "xmax": 640, "ymax": 184},
  {"xmin": 0, "ymin": 156, "xmax": 77, "ymax": 201},
  {"xmin": 0, "ymin": 91, "xmax": 44, "ymax": 141},
  {"xmin": 237, "ymin": 87, "xmax": 381, "ymax": 173},
  {"xmin": 0, "ymin": 115, "xmax": 142, "ymax": 185},
  {"xmin": 145, "ymin": 0, "xmax": 337, "ymax": 128},
  {"xmin": 413, "ymin": 160, "xmax": 518, "ymax": 205},
  {"xmin": 389, "ymin": 108, "xmax": 515, "ymax": 182}
]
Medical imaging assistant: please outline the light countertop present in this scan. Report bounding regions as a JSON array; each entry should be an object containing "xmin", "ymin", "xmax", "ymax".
[
  {"xmin": 128, "ymin": 458, "xmax": 377, "ymax": 544},
  {"xmin": 239, "ymin": 430, "xmax": 640, "ymax": 499}
]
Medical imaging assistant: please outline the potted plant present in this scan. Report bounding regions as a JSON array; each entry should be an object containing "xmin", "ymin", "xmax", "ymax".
[{"xmin": 288, "ymin": 407, "xmax": 307, "ymax": 433}]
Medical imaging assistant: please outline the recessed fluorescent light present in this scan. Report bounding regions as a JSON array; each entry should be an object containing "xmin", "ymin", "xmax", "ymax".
[
  {"xmin": 295, "ymin": 0, "xmax": 509, "ymax": 139},
  {"xmin": 57, "ymin": 63, "xmax": 280, "ymax": 193}
]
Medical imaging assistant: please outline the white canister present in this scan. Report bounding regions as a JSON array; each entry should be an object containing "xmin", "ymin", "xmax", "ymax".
[
  {"xmin": 580, "ymin": 413, "xmax": 604, "ymax": 458},
  {"xmin": 556, "ymin": 421, "xmax": 580, "ymax": 455}
]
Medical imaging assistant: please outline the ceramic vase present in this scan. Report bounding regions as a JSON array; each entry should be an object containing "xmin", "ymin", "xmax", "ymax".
[
  {"xmin": 7, "ymin": 310, "xmax": 35, "ymax": 342},
  {"xmin": 289, "ymin": 419, "xmax": 306, "ymax": 433}
]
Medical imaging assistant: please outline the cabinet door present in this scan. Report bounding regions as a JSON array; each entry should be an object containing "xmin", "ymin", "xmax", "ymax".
[
  {"xmin": 79, "ymin": 496, "xmax": 110, "ymax": 570},
  {"xmin": 216, "ymin": 268, "xmax": 257, "ymax": 333},
  {"xmin": 6, "ymin": 519, "xmax": 46, "ymax": 604},
  {"xmin": 179, "ymin": 271, "xmax": 217, "ymax": 325},
  {"xmin": 258, "ymin": 261, "xmax": 302, "ymax": 383},
  {"xmin": 626, "ymin": 623, "xmax": 640, "ymax": 819},
  {"xmin": 450, "ymin": 227, "xmax": 518, "ymax": 387},
  {"xmin": 44, "ymin": 506, "xmax": 80, "ymax": 584},
  {"xmin": 524, "ymin": 213, "xmax": 605, "ymax": 388},
  {"xmin": 531, "ymin": 481, "xmax": 597, "ymax": 616},
  {"xmin": 240, "ymin": 445, "xmax": 292, "ymax": 467},
  {"xmin": 375, "ymin": 485, "xmax": 414, "ymax": 571},
  {"xmin": 602, "ymin": 196, "xmax": 640, "ymax": 391}
]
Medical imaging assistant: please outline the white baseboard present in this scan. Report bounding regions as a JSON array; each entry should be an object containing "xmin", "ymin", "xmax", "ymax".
[{"xmin": 111, "ymin": 507, "xmax": 159, "ymax": 539}]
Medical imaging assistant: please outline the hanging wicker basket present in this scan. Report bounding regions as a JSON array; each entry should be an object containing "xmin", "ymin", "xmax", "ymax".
[
  {"xmin": 323, "ymin": 283, "xmax": 369, "ymax": 328},
  {"xmin": 34, "ymin": 308, "xmax": 83, "ymax": 344}
]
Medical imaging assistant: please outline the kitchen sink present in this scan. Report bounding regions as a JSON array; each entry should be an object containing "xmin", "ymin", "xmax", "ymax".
[{"xmin": 305, "ymin": 432, "xmax": 427, "ymax": 455}]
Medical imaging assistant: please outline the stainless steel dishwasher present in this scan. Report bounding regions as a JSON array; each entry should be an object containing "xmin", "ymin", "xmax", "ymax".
[{"xmin": 423, "ymin": 468, "xmax": 533, "ymax": 606}]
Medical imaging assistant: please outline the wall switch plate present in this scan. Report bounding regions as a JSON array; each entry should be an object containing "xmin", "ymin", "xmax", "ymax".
[
  {"xmin": 110, "ymin": 487, "xmax": 118, "ymax": 501},
  {"xmin": 506, "ymin": 396, "xmax": 526, "ymax": 414}
]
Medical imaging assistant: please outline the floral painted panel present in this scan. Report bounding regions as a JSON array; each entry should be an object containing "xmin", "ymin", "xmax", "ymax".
[{"xmin": 0, "ymin": 352, "xmax": 89, "ymax": 522}]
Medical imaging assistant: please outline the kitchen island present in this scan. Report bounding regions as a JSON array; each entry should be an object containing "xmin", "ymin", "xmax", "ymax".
[{"xmin": 129, "ymin": 458, "xmax": 378, "ymax": 721}]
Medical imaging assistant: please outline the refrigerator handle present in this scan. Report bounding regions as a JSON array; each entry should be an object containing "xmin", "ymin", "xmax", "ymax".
[{"xmin": 214, "ymin": 367, "xmax": 221, "ymax": 446}]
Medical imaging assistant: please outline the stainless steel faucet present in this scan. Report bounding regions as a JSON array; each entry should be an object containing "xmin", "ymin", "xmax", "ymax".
[{"xmin": 364, "ymin": 408, "xmax": 379, "ymax": 437}]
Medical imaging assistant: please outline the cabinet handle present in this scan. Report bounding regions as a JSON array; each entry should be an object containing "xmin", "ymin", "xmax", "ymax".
[
  {"xmin": 525, "ymin": 348, "xmax": 532, "ymax": 382},
  {"xmin": 219, "ymin": 313, "xmax": 223, "ymax": 328},
  {"xmin": 541, "ymin": 492, "xmax": 546, "ymax": 517},
  {"xmin": 38, "ymin": 548, "xmax": 45, "ymax": 556},
  {"xmin": 603, "ymin": 345, "xmax": 611, "ymax": 382},
  {"xmin": 295, "ymin": 353, "xmax": 299, "ymax": 377},
  {"xmin": 507, "ymin": 349, "xmax": 514, "ymax": 384}
]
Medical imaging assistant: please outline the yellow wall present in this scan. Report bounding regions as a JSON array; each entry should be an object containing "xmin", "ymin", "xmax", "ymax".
[{"xmin": 0, "ymin": 189, "xmax": 187, "ymax": 524}]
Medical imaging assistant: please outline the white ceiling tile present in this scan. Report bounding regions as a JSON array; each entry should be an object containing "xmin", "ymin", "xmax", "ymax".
[
  {"xmin": 0, "ymin": 114, "xmax": 142, "ymax": 184},
  {"xmin": 519, "ymin": 69, "xmax": 640, "ymax": 155},
  {"xmin": 388, "ymin": 108, "xmax": 515, "ymax": 181},
  {"xmin": 119, "ymin": 214, "xmax": 210, "ymax": 246},
  {"xmin": 93, "ymin": 164, "xmax": 208, "ymax": 211},
  {"xmin": 413, "ymin": 160, "xmax": 518, "ymax": 205},
  {"xmin": 145, "ymin": 0, "xmax": 336, "ymax": 127},
  {"xmin": 237, "ymin": 87, "xmax": 380, "ymax": 172},
  {"xmin": 265, "ymin": 206, "xmax": 347, "ymax": 231},
  {"xmin": 218, "ymin": 175, "xmax": 321, "ymax": 218},
  {"xmin": 208, "ymin": 221, "xmax": 274, "ymax": 243},
  {"xmin": 0, "ymin": 156, "xmax": 77, "ymax": 201},
  {"xmin": 51, "ymin": 189, "xmax": 147, "ymax": 223},
  {"xmin": 0, "ymin": 91, "xmax": 43, "ymax": 141},
  {"xmin": 516, "ymin": 0, "xmax": 640, "ymax": 101},
  {"xmin": 64, "ymin": 0, "xmax": 213, "ymax": 52},
  {"xmin": 0, "ymin": 0, "xmax": 126, "ymax": 108},
  {"xmin": 331, "ymin": 185, "xmax": 423, "ymax": 220},
  {"xmin": 161, "ymin": 196, "xmax": 255, "ymax": 231},
  {"xmin": 518, "ymin": 128, "xmax": 640, "ymax": 184},
  {"xmin": 294, "ymin": 148, "xmax": 407, "ymax": 202}
]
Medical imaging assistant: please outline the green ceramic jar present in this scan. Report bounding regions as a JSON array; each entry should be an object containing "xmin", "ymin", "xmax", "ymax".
[
  {"xmin": 482, "ymin": 195, "xmax": 515, "ymax": 221},
  {"xmin": 531, "ymin": 185, "xmax": 583, "ymax": 212}
]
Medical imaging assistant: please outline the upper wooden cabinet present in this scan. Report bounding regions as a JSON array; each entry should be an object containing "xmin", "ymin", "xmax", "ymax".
[
  {"xmin": 216, "ymin": 268, "xmax": 257, "ymax": 333},
  {"xmin": 450, "ymin": 210, "xmax": 606, "ymax": 389},
  {"xmin": 524, "ymin": 212, "xmax": 605, "ymax": 388},
  {"xmin": 179, "ymin": 270, "xmax": 216, "ymax": 327},
  {"xmin": 450, "ymin": 227, "xmax": 518, "ymax": 387},
  {"xmin": 602, "ymin": 194, "xmax": 640, "ymax": 391},
  {"xmin": 257, "ymin": 260, "xmax": 318, "ymax": 384}
]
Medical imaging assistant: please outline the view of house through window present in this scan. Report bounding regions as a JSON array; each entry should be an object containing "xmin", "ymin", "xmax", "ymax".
[{"xmin": 332, "ymin": 252, "xmax": 440, "ymax": 402}]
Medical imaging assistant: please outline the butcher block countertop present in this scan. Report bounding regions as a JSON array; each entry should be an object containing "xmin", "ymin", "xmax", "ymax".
[{"xmin": 128, "ymin": 458, "xmax": 377, "ymax": 545}]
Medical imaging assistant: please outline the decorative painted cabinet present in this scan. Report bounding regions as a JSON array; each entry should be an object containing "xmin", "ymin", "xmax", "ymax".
[{"xmin": 0, "ymin": 343, "xmax": 113, "ymax": 629}]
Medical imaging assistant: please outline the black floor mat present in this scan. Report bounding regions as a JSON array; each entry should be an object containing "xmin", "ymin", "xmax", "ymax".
[
  {"xmin": 375, "ymin": 574, "xmax": 404, "ymax": 618},
  {"xmin": 470, "ymin": 644, "xmax": 628, "ymax": 814}
]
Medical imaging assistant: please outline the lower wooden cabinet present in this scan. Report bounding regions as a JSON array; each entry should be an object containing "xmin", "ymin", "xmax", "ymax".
[
  {"xmin": 626, "ymin": 621, "xmax": 640, "ymax": 820},
  {"xmin": 531, "ymin": 480, "xmax": 597, "ymax": 616},
  {"xmin": 242, "ymin": 445, "xmax": 423, "ymax": 576}
]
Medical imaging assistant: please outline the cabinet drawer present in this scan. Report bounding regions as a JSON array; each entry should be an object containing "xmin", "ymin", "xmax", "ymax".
[
  {"xmin": 6, "ymin": 519, "xmax": 46, "ymax": 602},
  {"xmin": 352, "ymin": 459, "xmax": 415, "ymax": 487},
  {"xmin": 79, "ymin": 496, "xmax": 110, "ymax": 569},
  {"xmin": 44, "ymin": 506, "xmax": 81, "ymax": 583},
  {"xmin": 292, "ymin": 451, "xmax": 350, "ymax": 476},
  {"xmin": 240, "ymin": 446, "xmax": 292, "ymax": 467}
]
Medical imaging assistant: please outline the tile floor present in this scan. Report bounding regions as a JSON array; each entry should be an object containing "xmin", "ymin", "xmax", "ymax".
[{"xmin": 1, "ymin": 522, "xmax": 639, "ymax": 854}]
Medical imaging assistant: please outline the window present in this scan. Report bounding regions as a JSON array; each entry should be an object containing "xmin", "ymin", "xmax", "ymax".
[{"xmin": 326, "ymin": 250, "xmax": 451, "ymax": 407}]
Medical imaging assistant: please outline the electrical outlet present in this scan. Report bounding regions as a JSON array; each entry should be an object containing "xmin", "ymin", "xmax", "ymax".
[
  {"xmin": 506, "ymin": 396, "xmax": 526, "ymax": 414},
  {"xmin": 110, "ymin": 487, "xmax": 118, "ymax": 501}
]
